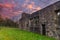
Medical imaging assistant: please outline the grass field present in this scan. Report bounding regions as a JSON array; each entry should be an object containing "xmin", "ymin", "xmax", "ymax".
[{"xmin": 0, "ymin": 27, "xmax": 56, "ymax": 40}]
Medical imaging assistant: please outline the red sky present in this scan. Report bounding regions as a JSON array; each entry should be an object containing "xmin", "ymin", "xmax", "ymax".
[{"xmin": 0, "ymin": 0, "xmax": 59, "ymax": 21}]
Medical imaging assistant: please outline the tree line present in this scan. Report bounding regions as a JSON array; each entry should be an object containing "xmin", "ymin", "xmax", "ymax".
[{"xmin": 0, "ymin": 15, "xmax": 18, "ymax": 28}]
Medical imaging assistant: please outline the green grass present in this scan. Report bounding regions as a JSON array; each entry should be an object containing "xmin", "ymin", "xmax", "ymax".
[{"xmin": 0, "ymin": 27, "xmax": 56, "ymax": 40}]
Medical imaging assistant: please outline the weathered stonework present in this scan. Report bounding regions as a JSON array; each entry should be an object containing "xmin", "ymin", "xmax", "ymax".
[{"xmin": 19, "ymin": 1, "xmax": 60, "ymax": 40}]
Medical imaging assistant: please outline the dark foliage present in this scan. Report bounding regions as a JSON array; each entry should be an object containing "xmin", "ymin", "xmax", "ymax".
[{"xmin": 0, "ymin": 15, "xmax": 18, "ymax": 28}]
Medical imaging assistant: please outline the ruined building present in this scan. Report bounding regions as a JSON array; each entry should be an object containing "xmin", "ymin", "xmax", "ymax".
[{"xmin": 19, "ymin": 1, "xmax": 60, "ymax": 40}]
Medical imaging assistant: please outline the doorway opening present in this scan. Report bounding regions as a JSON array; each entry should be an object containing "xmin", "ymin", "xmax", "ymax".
[{"xmin": 42, "ymin": 24, "xmax": 46, "ymax": 35}]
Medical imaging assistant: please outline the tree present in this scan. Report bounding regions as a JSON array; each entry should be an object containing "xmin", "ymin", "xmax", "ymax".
[{"xmin": 4, "ymin": 18, "xmax": 18, "ymax": 28}]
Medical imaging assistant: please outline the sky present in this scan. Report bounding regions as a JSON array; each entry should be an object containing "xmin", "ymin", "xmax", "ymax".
[{"xmin": 0, "ymin": 0, "xmax": 59, "ymax": 21}]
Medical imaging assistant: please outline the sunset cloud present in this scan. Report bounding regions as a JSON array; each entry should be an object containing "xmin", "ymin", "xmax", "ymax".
[
  {"xmin": 0, "ymin": 3, "xmax": 15, "ymax": 9},
  {"xmin": 12, "ymin": 11, "xmax": 23, "ymax": 16},
  {"xmin": 27, "ymin": 4, "xmax": 33, "ymax": 9},
  {"xmin": 22, "ymin": 1, "xmax": 41, "ymax": 13},
  {"xmin": 0, "ymin": 0, "xmax": 59, "ymax": 21},
  {"xmin": 4, "ymin": 4, "xmax": 13, "ymax": 8}
]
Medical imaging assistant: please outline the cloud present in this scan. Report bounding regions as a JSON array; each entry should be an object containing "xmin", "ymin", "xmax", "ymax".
[
  {"xmin": 27, "ymin": 4, "xmax": 33, "ymax": 9},
  {"xmin": 25, "ymin": 0, "xmax": 30, "ymax": 3},
  {"xmin": 0, "ymin": 0, "xmax": 59, "ymax": 21},
  {"xmin": 0, "ymin": 5, "xmax": 3, "ymax": 12},
  {"xmin": 12, "ymin": 11, "xmax": 23, "ymax": 16},
  {"xmin": 0, "ymin": 0, "xmax": 41, "ymax": 18},
  {"xmin": 4, "ymin": 4, "xmax": 13, "ymax": 8},
  {"xmin": 0, "ymin": 3, "xmax": 15, "ymax": 9},
  {"xmin": 22, "ymin": 1, "xmax": 41, "ymax": 13}
]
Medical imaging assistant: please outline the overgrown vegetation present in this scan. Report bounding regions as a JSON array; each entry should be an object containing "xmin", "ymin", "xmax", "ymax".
[
  {"xmin": 0, "ymin": 15, "xmax": 18, "ymax": 28},
  {"xmin": 0, "ymin": 27, "xmax": 56, "ymax": 40}
]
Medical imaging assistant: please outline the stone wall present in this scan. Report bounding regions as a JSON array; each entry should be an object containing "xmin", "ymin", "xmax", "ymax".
[{"xmin": 19, "ymin": 1, "xmax": 60, "ymax": 40}]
